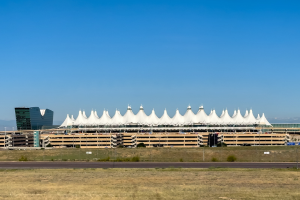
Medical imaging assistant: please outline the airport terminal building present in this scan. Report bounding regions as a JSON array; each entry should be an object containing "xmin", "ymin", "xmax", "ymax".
[
  {"xmin": 45, "ymin": 105, "xmax": 290, "ymax": 148},
  {"xmin": 0, "ymin": 105, "xmax": 293, "ymax": 148}
]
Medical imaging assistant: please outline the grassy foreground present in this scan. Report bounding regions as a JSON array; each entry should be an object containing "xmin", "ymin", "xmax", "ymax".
[
  {"xmin": 0, "ymin": 168, "xmax": 299, "ymax": 200},
  {"xmin": 0, "ymin": 146, "xmax": 299, "ymax": 162}
]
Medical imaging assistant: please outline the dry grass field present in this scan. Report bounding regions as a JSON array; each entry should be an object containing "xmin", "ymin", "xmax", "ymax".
[
  {"xmin": 0, "ymin": 146, "xmax": 299, "ymax": 162},
  {"xmin": 0, "ymin": 168, "xmax": 299, "ymax": 200}
]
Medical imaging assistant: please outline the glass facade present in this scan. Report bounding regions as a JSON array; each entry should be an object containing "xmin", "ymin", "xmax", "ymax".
[
  {"xmin": 15, "ymin": 108, "xmax": 31, "ymax": 130},
  {"xmin": 33, "ymin": 131, "xmax": 40, "ymax": 147},
  {"xmin": 271, "ymin": 123, "xmax": 300, "ymax": 128},
  {"xmin": 15, "ymin": 107, "xmax": 54, "ymax": 130}
]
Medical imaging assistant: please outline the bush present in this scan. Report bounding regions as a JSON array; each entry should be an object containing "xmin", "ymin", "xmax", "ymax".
[
  {"xmin": 19, "ymin": 155, "xmax": 28, "ymax": 161},
  {"xmin": 137, "ymin": 143, "xmax": 146, "ymax": 148},
  {"xmin": 46, "ymin": 143, "xmax": 52, "ymax": 147},
  {"xmin": 118, "ymin": 145, "xmax": 124, "ymax": 148},
  {"xmin": 75, "ymin": 145, "xmax": 80, "ymax": 148},
  {"xmin": 217, "ymin": 142, "xmax": 227, "ymax": 147},
  {"xmin": 98, "ymin": 156, "xmax": 110, "ymax": 162},
  {"xmin": 227, "ymin": 155, "xmax": 237, "ymax": 162},
  {"xmin": 114, "ymin": 157, "xmax": 130, "ymax": 162},
  {"xmin": 211, "ymin": 157, "xmax": 218, "ymax": 162},
  {"xmin": 131, "ymin": 156, "xmax": 140, "ymax": 162},
  {"xmin": 180, "ymin": 158, "xmax": 183, "ymax": 162}
]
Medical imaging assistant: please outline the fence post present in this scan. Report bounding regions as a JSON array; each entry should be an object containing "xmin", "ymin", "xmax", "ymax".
[
  {"xmin": 297, "ymin": 146, "xmax": 299, "ymax": 169},
  {"xmin": 220, "ymin": 147, "xmax": 222, "ymax": 162}
]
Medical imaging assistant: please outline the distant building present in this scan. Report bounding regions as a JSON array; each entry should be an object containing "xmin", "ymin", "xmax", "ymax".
[{"xmin": 15, "ymin": 107, "xmax": 53, "ymax": 130}]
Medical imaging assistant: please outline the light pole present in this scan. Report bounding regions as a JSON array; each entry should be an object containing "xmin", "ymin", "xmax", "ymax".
[{"xmin": 4, "ymin": 127, "xmax": 6, "ymax": 148}]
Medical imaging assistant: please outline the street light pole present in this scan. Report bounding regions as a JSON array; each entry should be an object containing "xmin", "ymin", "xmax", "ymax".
[{"xmin": 4, "ymin": 127, "xmax": 6, "ymax": 148}]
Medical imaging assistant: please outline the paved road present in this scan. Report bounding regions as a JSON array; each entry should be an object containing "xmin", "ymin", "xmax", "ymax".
[{"xmin": 0, "ymin": 162, "xmax": 298, "ymax": 169}]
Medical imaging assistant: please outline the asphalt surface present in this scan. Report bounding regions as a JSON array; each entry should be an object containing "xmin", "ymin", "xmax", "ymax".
[{"xmin": 0, "ymin": 162, "xmax": 298, "ymax": 169}]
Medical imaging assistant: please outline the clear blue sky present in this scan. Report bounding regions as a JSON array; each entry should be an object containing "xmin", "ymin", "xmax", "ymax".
[{"xmin": 0, "ymin": 0, "xmax": 300, "ymax": 122}]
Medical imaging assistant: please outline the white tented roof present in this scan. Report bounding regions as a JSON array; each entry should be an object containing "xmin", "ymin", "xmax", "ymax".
[
  {"xmin": 257, "ymin": 113, "xmax": 272, "ymax": 126},
  {"xmin": 73, "ymin": 110, "xmax": 86, "ymax": 126},
  {"xmin": 232, "ymin": 109, "xmax": 245, "ymax": 125},
  {"xmin": 86, "ymin": 110, "xmax": 98, "ymax": 126},
  {"xmin": 61, "ymin": 105, "xmax": 272, "ymax": 127},
  {"xmin": 160, "ymin": 109, "xmax": 172, "ymax": 125},
  {"xmin": 83, "ymin": 111, "xmax": 88, "ymax": 119},
  {"xmin": 99, "ymin": 110, "xmax": 112, "ymax": 125},
  {"xmin": 244, "ymin": 110, "xmax": 249, "ymax": 118},
  {"xmin": 123, "ymin": 106, "xmax": 137, "ymax": 124},
  {"xmin": 244, "ymin": 109, "xmax": 257, "ymax": 125},
  {"xmin": 207, "ymin": 109, "xmax": 221, "ymax": 125},
  {"xmin": 136, "ymin": 105, "xmax": 148, "ymax": 125},
  {"xmin": 171, "ymin": 109, "xmax": 184, "ymax": 126},
  {"xmin": 148, "ymin": 109, "xmax": 160, "ymax": 126},
  {"xmin": 220, "ymin": 109, "xmax": 233, "ymax": 124},
  {"xmin": 257, "ymin": 114, "xmax": 261, "ymax": 120},
  {"xmin": 61, "ymin": 114, "xmax": 73, "ymax": 127},
  {"xmin": 183, "ymin": 105, "xmax": 196, "ymax": 125},
  {"xmin": 232, "ymin": 110, "xmax": 237, "ymax": 118},
  {"xmin": 220, "ymin": 110, "xmax": 225, "ymax": 118},
  {"xmin": 195, "ymin": 106, "xmax": 208, "ymax": 123}
]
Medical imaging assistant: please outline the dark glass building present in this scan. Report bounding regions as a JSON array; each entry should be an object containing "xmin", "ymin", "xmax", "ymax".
[{"xmin": 15, "ymin": 107, "xmax": 54, "ymax": 130}]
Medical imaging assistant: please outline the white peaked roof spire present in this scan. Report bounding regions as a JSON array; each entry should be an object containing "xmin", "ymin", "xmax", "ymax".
[
  {"xmin": 74, "ymin": 110, "xmax": 87, "ymax": 126},
  {"xmin": 105, "ymin": 110, "xmax": 111, "ymax": 119},
  {"xmin": 196, "ymin": 106, "xmax": 208, "ymax": 123},
  {"xmin": 220, "ymin": 110, "xmax": 225, "ymax": 118},
  {"xmin": 111, "ymin": 109, "xmax": 124, "ymax": 125},
  {"xmin": 232, "ymin": 109, "xmax": 244, "ymax": 125},
  {"xmin": 94, "ymin": 111, "xmax": 99, "ymax": 119},
  {"xmin": 172, "ymin": 109, "xmax": 184, "ymax": 126},
  {"xmin": 207, "ymin": 109, "xmax": 221, "ymax": 125},
  {"xmin": 257, "ymin": 113, "xmax": 272, "ymax": 126},
  {"xmin": 148, "ymin": 109, "xmax": 160, "ymax": 126},
  {"xmin": 86, "ymin": 110, "xmax": 98, "ymax": 126},
  {"xmin": 60, "ymin": 114, "xmax": 73, "ymax": 127},
  {"xmin": 160, "ymin": 109, "xmax": 172, "ymax": 125},
  {"xmin": 244, "ymin": 109, "xmax": 257, "ymax": 125},
  {"xmin": 123, "ymin": 106, "xmax": 137, "ymax": 124},
  {"xmin": 82, "ymin": 110, "xmax": 88, "ymax": 119},
  {"xmin": 136, "ymin": 105, "xmax": 148, "ymax": 125},
  {"xmin": 184, "ymin": 105, "xmax": 196, "ymax": 125},
  {"xmin": 232, "ymin": 110, "xmax": 237, "ymax": 118},
  {"xmin": 220, "ymin": 109, "xmax": 233, "ymax": 124},
  {"xmin": 71, "ymin": 115, "xmax": 75, "ymax": 121},
  {"xmin": 244, "ymin": 110, "xmax": 249, "ymax": 118},
  {"xmin": 257, "ymin": 114, "xmax": 261, "ymax": 120},
  {"xmin": 98, "ymin": 109, "xmax": 111, "ymax": 125}
]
